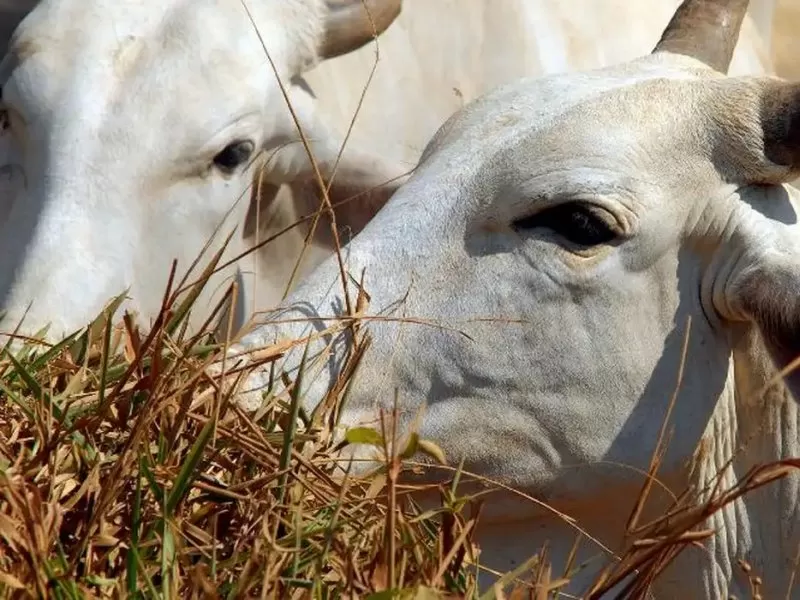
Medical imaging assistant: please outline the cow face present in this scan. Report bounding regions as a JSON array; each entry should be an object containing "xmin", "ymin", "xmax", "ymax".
[
  {"xmin": 229, "ymin": 2, "xmax": 800, "ymax": 519},
  {"xmin": 0, "ymin": 0, "xmax": 401, "ymax": 341}
]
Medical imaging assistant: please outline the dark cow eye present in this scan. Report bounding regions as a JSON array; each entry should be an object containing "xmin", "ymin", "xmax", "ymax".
[
  {"xmin": 213, "ymin": 140, "xmax": 255, "ymax": 173},
  {"xmin": 513, "ymin": 202, "xmax": 618, "ymax": 247}
]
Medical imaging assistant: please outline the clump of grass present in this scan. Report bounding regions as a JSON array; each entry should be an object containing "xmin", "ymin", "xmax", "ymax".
[
  {"xmin": 0, "ymin": 251, "xmax": 485, "ymax": 599},
  {"xmin": 0, "ymin": 251, "xmax": 795, "ymax": 599}
]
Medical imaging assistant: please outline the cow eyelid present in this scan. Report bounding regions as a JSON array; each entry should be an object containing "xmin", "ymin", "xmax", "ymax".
[
  {"xmin": 512, "ymin": 201, "xmax": 619, "ymax": 247},
  {"xmin": 212, "ymin": 140, "xmax": 255, "ymax": 174}
]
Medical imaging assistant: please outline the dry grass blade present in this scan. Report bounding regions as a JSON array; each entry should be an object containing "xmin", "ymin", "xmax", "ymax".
[
  {"xmin": 0, "ymin": 258, "xmax": 482, "ymax": 599},
  {"xmin": 0, "ymin": 266, "xmax": 798, "ymax": 599}
]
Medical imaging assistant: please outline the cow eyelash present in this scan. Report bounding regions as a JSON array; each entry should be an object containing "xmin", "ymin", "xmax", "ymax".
[
  {"xmin": 0, "ymin": 89, "xmax": 10, "ymax": 132},
  {"xmin": 512, "ymin": 202, "xmax": 619, "ymax": 247},
  {"xmin": 213, "ymin": 140, "xmax": 255, "ymax": 174}
]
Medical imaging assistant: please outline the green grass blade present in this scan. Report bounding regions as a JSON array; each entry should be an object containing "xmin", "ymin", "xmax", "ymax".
[
  {"xmin": 3, "ymin": 347, "xmax": 42, "ymax": 400},
  {"xmin": 0, "ymin": 379, "xmax": 34, "ymax": 420},
  {"xmin": 276, "ymin": 338, "xmax": 310, "ymax": 507},
  {"xmin": 128, "ymin": 545, "xmax": 159, "ymax": 600},
  {"xmin": 164, "ymin": 230, "xmax": 234, "ymax": 336},
  {"xmin": 95, "ymin": 308, "xmax": 115, "ymax": 412},
  {"xmin": 139, "ymin": 452, "xmax": 165, "ymax": 506},
  {"xmin": 127, "ymin": 459, "xmax": 144, "ymax": 596},
  {"xmin": 29, "ymin": 329, "xmax": 82, "ymax": 371},
  {"xmin": 164, "ymin": 408, "xmax": 216, "ymax": 516}
]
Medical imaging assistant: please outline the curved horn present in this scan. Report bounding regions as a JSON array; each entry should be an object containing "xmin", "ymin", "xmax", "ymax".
[
  {"xmin": 652, "ymin": 0, "xmax": 750, "ymax": 73},
  {"xmin": 318, "ymin": 0, "xmax": 401, "ymax": 60}
]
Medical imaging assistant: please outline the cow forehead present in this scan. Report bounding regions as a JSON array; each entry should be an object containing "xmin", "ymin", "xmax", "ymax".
[
  {"xmin": 8, "ymin": 0, "xmax": 300, "ymax": 103},
  {"xmin": 4, "ymin": 1, "xmax": 311, "ymax": 159},
  {"xmin": 419, "ymin": 55, "xmax": 717, "ymax": 173},
  {"xmin": 16, "ymin": 2, "xmax": 217, "ymax": 58}
]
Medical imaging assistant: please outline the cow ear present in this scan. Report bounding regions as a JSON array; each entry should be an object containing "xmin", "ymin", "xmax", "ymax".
[
  {"xmin": 255, "ymin": 146, "xmax": 408, "ymax": 250},
  {"xmin": 718, "ymin": 218, "xmax": 800, "ymax": 396},
  {"xmin": 262, "ymin": 80, "xmax": 410, "ymax": 245},
  {"xmin": 287, "ymin": 149, "xmax": 408, "ymax": 245}
]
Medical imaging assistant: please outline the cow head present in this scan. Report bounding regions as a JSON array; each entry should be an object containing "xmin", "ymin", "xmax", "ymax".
[
  {"xmin": 0, "ymin": 0, "xmax": 404, "ymax": 342},
  {"xmin": 226, "ymin": 0, "xmax": 800, "ymax": 592}
]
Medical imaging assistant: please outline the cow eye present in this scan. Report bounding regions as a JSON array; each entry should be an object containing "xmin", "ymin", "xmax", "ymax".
[
  {"xmin": 213, "ymin": 140, "xmax": 255, "ymax": 173},
  {"xmin": 512, "ymin": 202, "xmax": 618, "ymax": 247}
]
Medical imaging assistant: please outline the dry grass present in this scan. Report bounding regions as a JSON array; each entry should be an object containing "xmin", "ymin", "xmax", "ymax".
[
  {"xmin": 0, "ymin": 245, "xmax": 485, "ymax": 599},
  {"xmin": 1, "ymin": 2, "xmax": 798, "ymax": 597},
  {"xmin": 0, "ymin": 248, "xmax": 795, "ymax": 599}
]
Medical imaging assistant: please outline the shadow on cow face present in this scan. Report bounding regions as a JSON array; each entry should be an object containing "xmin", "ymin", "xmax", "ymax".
[{"xmin": 0, "ymin": 0, "xmax": 403, "ymax": 342}]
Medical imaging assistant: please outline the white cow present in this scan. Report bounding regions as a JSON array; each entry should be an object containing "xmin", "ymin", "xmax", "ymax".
[
  {"xmin": 224, "ymin": 0, "xmax": 800, "ymax": 596},
  {"xmin": 0, "ymin": 0, "xmax": 777, "ymax": 345}
]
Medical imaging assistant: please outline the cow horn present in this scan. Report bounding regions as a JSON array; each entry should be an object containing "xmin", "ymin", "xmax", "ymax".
[
  {"xmin": 318, "ymin": 0, "xmax": 402, "ymax": 60},
  {"xmin": 651, "ymin": 0, "xmax": 750, "ymax": 73}
]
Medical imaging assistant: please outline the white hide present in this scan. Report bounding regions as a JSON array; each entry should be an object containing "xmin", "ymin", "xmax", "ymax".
[{"xmin": 227, "ymin": 49, "xmax": 800, "ymax": 600}]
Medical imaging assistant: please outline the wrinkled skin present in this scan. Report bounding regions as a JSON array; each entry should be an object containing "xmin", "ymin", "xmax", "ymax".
[
  {"xmin": 0, "ymin": 0, "xmax": 776, "ymax": 345},
  {"xmin": 227, "ymin": 49, "xmax": 800, "ymax": 599}
]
